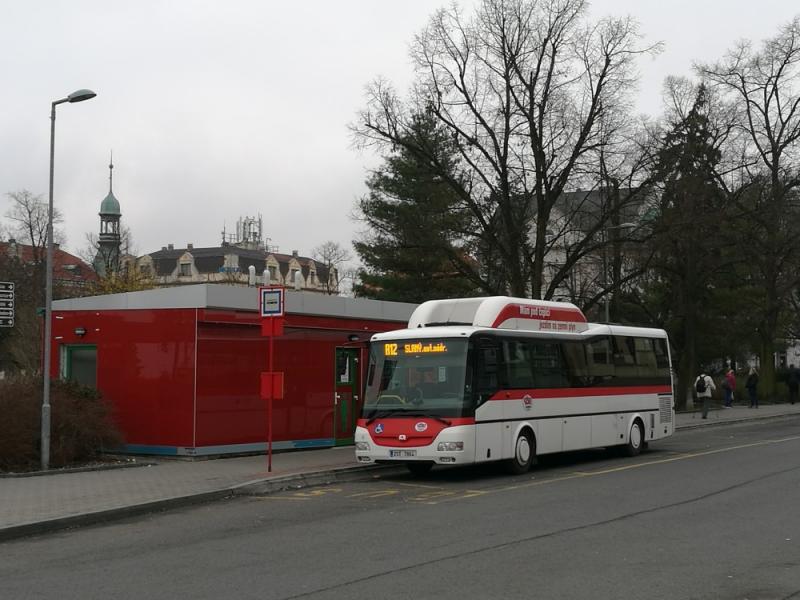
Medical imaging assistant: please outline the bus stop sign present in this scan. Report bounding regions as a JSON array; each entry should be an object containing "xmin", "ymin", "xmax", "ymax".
[{"xmin": 259, "ymin": 287, "xmax": 284, "ymax": 317}]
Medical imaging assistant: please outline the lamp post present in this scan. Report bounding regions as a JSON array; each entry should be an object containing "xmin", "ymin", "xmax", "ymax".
[
  {"xmin": 42, "ymin": 88, "xmax": 96, "ymax": 470},
  {"xmin": 602, "ymin": 222, "xmax": 636, "ymax": 323}
]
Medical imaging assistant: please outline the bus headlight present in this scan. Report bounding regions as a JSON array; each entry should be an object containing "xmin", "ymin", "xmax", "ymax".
[
  {"xmin": 437, "ymin": 441, "xmax": 463, "ymax": 452},
  {"xmin": 355, "ymin": 441, "xmax": 370, "ymax": 451}
]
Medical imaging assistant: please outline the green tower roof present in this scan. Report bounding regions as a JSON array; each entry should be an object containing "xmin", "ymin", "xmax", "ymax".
[
  {"xmin": 99, "ymin": 154, "xmax": 121, "ymax": 216},
  {"xmin": 100, "ymin": 191, "xmax": 121, "ymax": 216}
]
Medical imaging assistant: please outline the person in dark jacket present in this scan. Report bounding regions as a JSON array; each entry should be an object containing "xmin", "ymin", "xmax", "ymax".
[{"xmin": 745, "ymin": 367, "xmax": 759, "ymax": 408}]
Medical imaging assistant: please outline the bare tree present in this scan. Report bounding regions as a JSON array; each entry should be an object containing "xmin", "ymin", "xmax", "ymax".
[
  {"xmin": 4, "ymin": 190, "xmax": 64, "ymax": 265},
  {"xmin": 312, "ymin": 241, "xmax": 352, "ymax": 295},
  {"xmin": 1, "ymin": 190, "xmax": 65, "ymax": 374},
  {"xmin": 353, "ymin": 0, "xmax": 659, "ymax": 298},
  {"xmin": 698, "ymin": 16, "xmax": 800, "ymax": 395}
]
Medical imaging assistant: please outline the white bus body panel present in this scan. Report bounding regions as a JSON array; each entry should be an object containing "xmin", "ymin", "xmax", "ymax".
[{"xmin": 474, "ymin": 401, "xmax": 505, "ymax": 463}]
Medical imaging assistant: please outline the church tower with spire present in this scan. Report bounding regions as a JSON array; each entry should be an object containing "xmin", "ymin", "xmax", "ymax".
[{"xmin": 94, "ymin": 153, "xmax": 122, "ymax": 277}]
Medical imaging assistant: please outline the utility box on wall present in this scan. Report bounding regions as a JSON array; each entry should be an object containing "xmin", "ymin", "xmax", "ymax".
[{"xmin": 51, "ymin": 285, "xmax": 415, "ymax": 456}]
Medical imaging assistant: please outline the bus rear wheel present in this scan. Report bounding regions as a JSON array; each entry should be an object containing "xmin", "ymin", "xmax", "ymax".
[
  {"xmin": 406, "ymin": 462, "xmax": 433, "ymax": 476},
  {"xmin": 506, "ymin": 431, "xmax": 535, "ymax": 474},
  {"xmin": 624, "ymin": 419, "xmax": 644, "ymax": 457}
]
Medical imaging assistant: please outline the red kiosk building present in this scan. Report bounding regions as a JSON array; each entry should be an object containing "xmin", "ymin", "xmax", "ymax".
[{"xmin": 50, "ymin": 285, "xmax": 414, "ymax": 456}]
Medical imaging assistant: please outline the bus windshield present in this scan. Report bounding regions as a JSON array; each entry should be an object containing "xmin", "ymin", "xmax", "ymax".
[{"xmin": 363, "ymin": 338, "xmax": 471, "ymax": 419}]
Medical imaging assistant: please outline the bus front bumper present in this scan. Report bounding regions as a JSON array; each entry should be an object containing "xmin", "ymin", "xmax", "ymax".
[{"xmin": 353, "ymin": 425, "xmax": 475, "ymax": 465}]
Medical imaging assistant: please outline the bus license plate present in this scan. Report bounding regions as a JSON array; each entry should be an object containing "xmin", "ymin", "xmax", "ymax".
[{"xmin": 389, "ymin": 449, "xmax": 417, "ymax": 458}]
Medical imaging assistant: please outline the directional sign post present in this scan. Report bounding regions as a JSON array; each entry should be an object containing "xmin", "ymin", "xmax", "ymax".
[{"xmin": 0, "ymin": 282, "xmax": 14, "ymax": 328}]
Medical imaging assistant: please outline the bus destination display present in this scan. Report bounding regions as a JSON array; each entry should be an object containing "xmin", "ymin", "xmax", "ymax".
[{"xmin": 384, "ymin": 341, "xmax": 448, "ymax": 357}]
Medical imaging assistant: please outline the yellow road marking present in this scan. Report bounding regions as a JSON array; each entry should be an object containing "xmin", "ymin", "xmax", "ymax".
[
  {"xmin": 259, "ymin": 496, "xmax": 311, "ymax": 501},
  {"xmin": 397, "ymin": 481, "xmax": 444, "ymax": 490},
  {"xmin": 459, "ymin": 489, "xmax": 489, "ymax": 499},
  {"xmin": 408, "ymin": 490, "xmax": 458, "ymax": 502},
  {"xmin": 347, "ymin": 490, "xmax": 401, "ymax": 499},
  {"xmin": 292, "ymin": 488, "xmax": 342, "ymax": 498}
]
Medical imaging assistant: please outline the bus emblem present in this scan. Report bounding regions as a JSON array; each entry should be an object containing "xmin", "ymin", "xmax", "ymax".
[
  {"xmin": 375, "ymin": 424, "xmax": 384, "ymax": 434},
  {"xmin": 522, "ymin": 395, "xmax": 533, "ymax": 410},
  {"xmin": 399, "ymin": 434, "xmax": 407, "ymax": 441},
  {"xmin": 415, "ymin": 422, "xmax": 428, "ymax": 432}
]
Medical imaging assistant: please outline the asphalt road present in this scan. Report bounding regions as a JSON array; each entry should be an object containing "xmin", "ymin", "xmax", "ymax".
[{"xmin": 4, "ymin": 418, "xmax": 800, "ymax": 600}]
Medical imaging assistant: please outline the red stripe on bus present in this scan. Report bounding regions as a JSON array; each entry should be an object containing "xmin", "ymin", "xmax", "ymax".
[
  {"xmin": 491, "ymin": 303, "xmax": 588, "ymax": 328},
  {"xmin": 489, "ymin": 385, "xmax": 671, "ymax": 400}
]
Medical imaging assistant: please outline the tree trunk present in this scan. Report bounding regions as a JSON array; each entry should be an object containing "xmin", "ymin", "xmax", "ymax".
[
  {"xmin": 675, "ymin": 311, "xmax": 697, "ymax": 412},
  {"xmin": 759, "ymin": 335, "xmax": 777, "ymax": 400},
  {"xmin": 530, "ymin": 204, "xmax": 550, "ymax": 299}
]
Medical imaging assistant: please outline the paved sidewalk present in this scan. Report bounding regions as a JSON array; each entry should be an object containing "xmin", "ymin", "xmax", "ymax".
[{"xmin": 2, "ymin": 402, "xmax": 799, "ymax": 541}]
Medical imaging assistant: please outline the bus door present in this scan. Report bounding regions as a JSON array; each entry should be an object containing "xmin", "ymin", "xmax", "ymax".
[
  {"xmin": 473, "ymin": 337, "xmax": 505, "ymax": 462},
  {"xmin": 333, "ymin": 347, "xmax": 360, "ymax": 445}
]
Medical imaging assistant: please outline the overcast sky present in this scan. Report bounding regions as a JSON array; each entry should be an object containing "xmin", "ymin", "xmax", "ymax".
[{"xmin": 0, "ymin": 0, "xmax": 796, "ymax": 264}]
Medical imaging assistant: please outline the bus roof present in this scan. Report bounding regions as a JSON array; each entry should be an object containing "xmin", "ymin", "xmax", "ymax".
[
  {"xmin": 407, "ymin": 296, "xmax": 589, "ymax": 334},
  {"xmin": 370, "ymin": 322, "xmax": 668, "ymax": 342}
]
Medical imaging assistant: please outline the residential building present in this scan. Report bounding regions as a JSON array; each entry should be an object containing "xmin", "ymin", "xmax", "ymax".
[
  {"xmin": 536, "ymin": 187, "xmax": 653, "ymax": 310},
  {"xmin": 0, "ymin": 239, "xmax": 98, "ymax": 291},
  {"xmin": 139, "ymin": 244, "xmax": 336, "ymax": 292},
  {"xmin": 137, "ymin": 216, "xmax": 338, "ymax": 293}
]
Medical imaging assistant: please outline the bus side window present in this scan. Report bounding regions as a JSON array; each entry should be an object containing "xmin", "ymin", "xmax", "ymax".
[
  {"xmin": 634, "ymin": 337, "xmax": 658, "ymax": 379},
  {"xmin": 562, "ymin": 340, "xmax": 589, "ymax": 387},
  {"xmin": 653, "ymin": 338, "xmax": 671, "ymax": 378},
  {"xmin": 585, "ymin": 336, "xmax": 613, "ymax": 383},
  {"xmin": 504, "ymin": 340, "xmax": 535, "ymax": 388},
  {"xmin": 613, "ymin": 336, "xmax": 637, "ymax": 382},
  {"xmin": 613, "ymin": 336, "xmax": 636, "ymax": 366},
  {"xmin": 530, "ymin": 341, "xmax": 570, "ymax": 388}
]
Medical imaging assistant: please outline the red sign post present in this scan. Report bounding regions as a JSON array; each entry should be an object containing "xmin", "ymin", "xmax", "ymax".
[{"xmin": 259, "ymin": 287, "xmax": 285, "ymax": 472}]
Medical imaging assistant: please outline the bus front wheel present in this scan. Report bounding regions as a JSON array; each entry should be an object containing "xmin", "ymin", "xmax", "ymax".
[
  {"xmin": 507, "ymin": 431, "xmax": 535, "ymax": 474},
  {"xmin": 624, "ymin": 419, "xmax": 644, "ymax": 457}
]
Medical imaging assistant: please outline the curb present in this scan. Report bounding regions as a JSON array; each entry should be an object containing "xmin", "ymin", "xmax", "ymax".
[
  {"xmin": 676, "ymin": 410, "xmax": 800, "ymax": 431},
  {"xmin": 231, "ymin": 463, "xmax": 406, "ymax": 497},
  {"xmin": 0, "ymin": 464, "xmax": 399, "ymax": 543},
  {"xmin": 0, "ymin": 489, "xmax": 232, "ymax": 543}
]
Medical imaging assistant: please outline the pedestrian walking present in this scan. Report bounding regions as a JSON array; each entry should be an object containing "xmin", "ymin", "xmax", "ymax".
[
  {"xmin": 745, "ymin": 367, "xmax": 759, "ymax": 408},
  {"xmin": 695, "ymin": 372, "xmax": 716, "ymax": 419},
  {"xmin": 722, "ymin": 368, "xmax": 736, "ymax": 407},
  {"xmin": 788, "ymin": 364, "xmax": 800, "ymax": 405}
]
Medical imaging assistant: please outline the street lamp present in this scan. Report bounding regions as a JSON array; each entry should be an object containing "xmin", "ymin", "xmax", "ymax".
[
  {"xmin": 42, "ymin": 88, "xmax": 96, "ymax": 470},
  {"xmin": 602, "ymin": 222, "xmax": 636, "ymax": 323}
]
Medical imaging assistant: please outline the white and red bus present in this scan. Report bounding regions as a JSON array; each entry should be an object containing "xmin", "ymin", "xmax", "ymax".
[{"xmin": 354, "ymin": 297, "xmax": 674, "ymax": 475}]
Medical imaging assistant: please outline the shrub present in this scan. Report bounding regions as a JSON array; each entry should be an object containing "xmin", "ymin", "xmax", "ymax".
[
  {"xmin": 0, "ymin": 376, "xmax": 123, "ymax": 472},
  {"xmin": 0, "ymin": 377, "xmax": 39, "ymax": 470}
]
